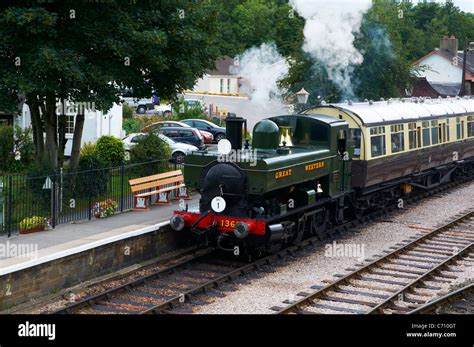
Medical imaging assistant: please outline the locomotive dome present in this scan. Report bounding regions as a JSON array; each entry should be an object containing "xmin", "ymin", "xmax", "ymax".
[{"xmin": 252, "ymin": 119, "xmax": 280, "ymax": 149}]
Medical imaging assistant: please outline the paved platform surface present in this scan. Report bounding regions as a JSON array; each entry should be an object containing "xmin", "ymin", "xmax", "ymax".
[{"xmin": 0, "ymin": 196, "xmax": 199, "ymax": 274}]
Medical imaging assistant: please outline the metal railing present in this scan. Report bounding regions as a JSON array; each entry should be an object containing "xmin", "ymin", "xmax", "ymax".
[{"xmin": 0, "ymin": 158, "xmax": 182, "ymax": 237}]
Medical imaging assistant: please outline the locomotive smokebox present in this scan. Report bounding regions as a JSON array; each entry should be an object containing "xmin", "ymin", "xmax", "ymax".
[{"xmin": 225, "ymin": 113, "xmax": 247, "ymax": 150}]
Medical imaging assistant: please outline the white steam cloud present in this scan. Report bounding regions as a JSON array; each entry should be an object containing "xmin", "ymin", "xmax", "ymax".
[
  {"xmin": 290, "ymin": 0, "xmax": 372, "ymax": 98},
  {"xmin": 235, "ymin": 43, "xmax": 289, "ymax": 129},
  {"xmin": 237, "ymin": 43, "xmax": 289, "ymax": 105}
]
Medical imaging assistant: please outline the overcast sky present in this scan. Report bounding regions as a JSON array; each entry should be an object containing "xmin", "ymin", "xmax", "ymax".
[{"xmin": 413, "ymin": 0, "xmax": 474, "ymax": 13}]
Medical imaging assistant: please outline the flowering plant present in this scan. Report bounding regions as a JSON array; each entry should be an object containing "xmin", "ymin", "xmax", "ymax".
[
  {"xmin": 19, "ymin": 216, "xmax": 49, "ymax": 231},
  {"xmin": 91, "ymin": 199, "xmax": 118, "ymax": 218}
]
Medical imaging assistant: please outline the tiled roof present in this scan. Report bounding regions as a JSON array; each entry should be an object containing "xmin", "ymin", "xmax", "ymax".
[{"xmin": 206, "ymin": 56, "xmax": 236, "ymax": 76}]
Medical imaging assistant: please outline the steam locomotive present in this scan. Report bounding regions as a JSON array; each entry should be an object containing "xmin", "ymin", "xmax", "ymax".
[{"xmin": 170, "ymin": 97, "xmax": 474, "ymax": 255}]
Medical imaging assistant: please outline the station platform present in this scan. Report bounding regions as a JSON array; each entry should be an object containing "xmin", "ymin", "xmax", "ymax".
[{"xmin": 0, "ymin": 196, "xmax": 199, "ymax": 310}]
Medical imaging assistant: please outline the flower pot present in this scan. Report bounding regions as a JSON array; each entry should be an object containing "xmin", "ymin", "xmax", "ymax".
[{"xmin": 20, "ymin": 226, "xmax": 45, "ymax": 235}]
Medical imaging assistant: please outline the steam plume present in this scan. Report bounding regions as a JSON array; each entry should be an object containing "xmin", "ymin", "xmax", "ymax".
[{"xmin": 289, "ymin": 0, "xmax": 372, "ymax": 99}]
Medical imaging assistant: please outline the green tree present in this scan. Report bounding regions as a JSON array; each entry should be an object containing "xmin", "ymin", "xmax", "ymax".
[
  {"xmin": 0, "ymin": 124, "xmax": 13, "ymax": 171},
  {"xmin": 215, "ymin": 0, "xmax": 304, "ymax": 58},
  {"xmin": 95, "ymin": 136, "xmax": 125, "ymax": 167},
  {"xmin": 0, "ymin": 1, "xmax": 221, "ymax": 171},
  {"xmin": 122, "ymin": 103, "xmax": 134, "ymax": 120},
  {"xmin": 130, "ymin": 133, "xmax": 172, "ymax": 164},
  {"xmin": 10, "ymin": 126, "xmax": 35, "ymax": 172}
]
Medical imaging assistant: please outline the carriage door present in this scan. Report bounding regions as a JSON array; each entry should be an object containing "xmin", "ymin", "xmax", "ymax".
[{"xmin": 337, "ymin": 129, "xmax": 349, "ymax": 191}]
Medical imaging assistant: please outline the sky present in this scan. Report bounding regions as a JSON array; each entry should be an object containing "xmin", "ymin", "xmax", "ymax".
[{"xmin": 413, "ymin": 0, "xmax": 474, "ymax": 13}]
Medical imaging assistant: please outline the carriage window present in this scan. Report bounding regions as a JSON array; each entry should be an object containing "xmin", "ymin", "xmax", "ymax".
[
  {"xmin": 431, "ymin": 120, "xmax": 439, "ymax": 145},
  {"xmin": 456, "ymin": 117, "xmax": 464, "ymax": 139},
  {"xmin": 422, "ymin": 121, "xmax": 430, "ymax": 146},
  {"xmin": 408, "ymin": 123, "xmax": 418, "ymax": 149},
  {"xmin": 468, "ymin": 116, "xmax": 474, "ymax": 138},
  {"xmin": 445, "ymin": 119, "xmax": 450, "ymax": 142},
  {"xmin": 390, "ymin": 124, "xmax": 404, "ymax": 153},
  {"xmin": 431, "ymin": 128, "xmax": 439, "ymax": 145},
  {"xmin": 370, "ymin": 126, "xmax": 386, "ymax": 158},
  {"xmin": 349, "ymin": 128, "xmax": 361, "ymax": 157}
]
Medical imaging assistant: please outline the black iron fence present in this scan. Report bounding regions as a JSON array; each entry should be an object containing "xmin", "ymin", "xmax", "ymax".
[{"xmin": 0, "ymin": 159, "xmax": 182, "ymax": 236}]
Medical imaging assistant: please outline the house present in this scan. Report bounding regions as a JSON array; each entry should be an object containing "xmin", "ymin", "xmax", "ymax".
[
  {"xmin": 408, "ymin": 36, "xmax": 474, "ymax": 97},
  {"xmin": 402, "ymin": 77, "xmax": 464, "ymax": 98},
  {"xmin": 192, "ymin": 56, "xmax": 240, "ymax": 95},
  {"xmin": 13, "ymin": 101, "xmax": 123, "ymax": 157}
]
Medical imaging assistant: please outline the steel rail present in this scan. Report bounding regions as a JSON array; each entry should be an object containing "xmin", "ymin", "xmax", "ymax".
[
  {"xmin": 275, "ymin": 209, "xmax": 474, "ymax": 314},
  {"xmin": 408, "ymin": 283, "xmax": 474, "ymax": 314},
  {"xmin": 368, "ymin": 243, "xmax": 473, "ymax": 314},
  {"xmin": 51, "ymin": 247, "xmax": 215, "ymax": 314}
]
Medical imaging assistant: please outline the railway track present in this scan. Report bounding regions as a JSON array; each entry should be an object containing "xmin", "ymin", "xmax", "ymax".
[
  {"xmin": 272, "ymin": 209, "xmax": 474, "ymax": 314},
  {"xmin": 52, "ymin": 248, "xmax": 245, "ymax": 314},
  {"xmin": 408, "ymin": 282, "xmax": 474, "ymax": 314},
  {"xmin": 51, "ymin": 179, "xmax": 474, "ymax": 315},
  {"xmin": 53, "ymin": 232, "xmax": 347, "ymax": 314}
]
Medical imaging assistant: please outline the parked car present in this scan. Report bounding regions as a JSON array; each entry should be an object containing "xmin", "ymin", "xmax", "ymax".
[
  {"xmin": 121, "ymin": 96, "xmax": 153, "ymax": 114},
  {"xmin": 142, "ymin": 120, "xmax": 213, "ymax": 144},
  {"xmin": 158, "ymin": 127, "xmax": 205, "ymax": 150},
  {"xmin": 181, "ymin": 119, "xmax": 226, "ymax": 142},
  {"xmin": 121, "ymin": 89, "xmax": 171, "ymax": 115},
  {"xmin": 122, "ymin": 133, "xmax": 198, "ymax": 163},
  {"xmin": 122, "ymin": 133, "xmax": 146, "ymax": 155},
  {"xmin": 184, "ymin": 98, "xmax": 206, "ymax": 112}
]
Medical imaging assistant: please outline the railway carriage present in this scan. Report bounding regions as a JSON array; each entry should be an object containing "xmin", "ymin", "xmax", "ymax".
[
  {"xmin": 170, "ymin": 97, "xmax": 474, "ymax": 255},
  {"xmin": 309, "ymin": 97, "xmax": 474, "ymax": 214}
]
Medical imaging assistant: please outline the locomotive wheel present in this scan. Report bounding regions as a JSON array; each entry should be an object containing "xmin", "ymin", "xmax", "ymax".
[
  {"xmin": 269, "ymin": 242, "xmax": 283, "ymax": 254},
  {"xmin": 289, "ymin": 222, "xmax": 304, "ymax": 245},
  {"xmin": 311, "ymin": 209, "xmax": 328, "ymax": 238}
]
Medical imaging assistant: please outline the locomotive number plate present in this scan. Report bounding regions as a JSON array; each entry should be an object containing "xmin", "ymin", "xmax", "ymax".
[{"xmin": 220, "ymin": 219, "xmax": 236, "ymax": 228}]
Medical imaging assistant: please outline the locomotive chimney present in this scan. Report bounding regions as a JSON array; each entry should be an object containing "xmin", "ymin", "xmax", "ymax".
[{"xmin": 225, "ymin": 113, "xmax": 247, "ymax": 150}]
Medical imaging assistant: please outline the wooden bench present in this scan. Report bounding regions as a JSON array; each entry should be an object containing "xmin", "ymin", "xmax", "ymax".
[{"xmin": 128, "ymin": 170, "xmax": 191, "ymax": 211}]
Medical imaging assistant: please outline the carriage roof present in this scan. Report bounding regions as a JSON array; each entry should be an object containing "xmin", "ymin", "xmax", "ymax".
[{"xmin": 325, "ymin": 97, "xmax": 474, "ymax": 126}]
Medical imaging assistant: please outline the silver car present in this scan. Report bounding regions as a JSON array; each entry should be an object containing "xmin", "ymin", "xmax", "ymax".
[{"xmin": 122, "ymin": 133, "xmax": 198, "ymax": 163}]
